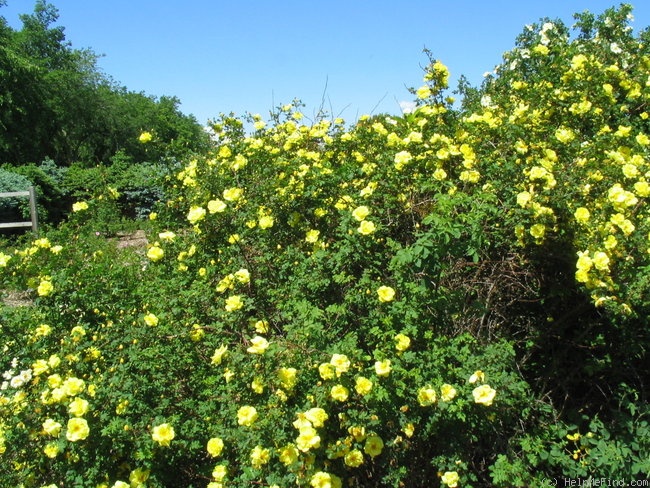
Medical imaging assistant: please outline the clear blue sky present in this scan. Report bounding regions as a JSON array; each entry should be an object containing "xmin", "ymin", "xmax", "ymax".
[{"xmin": 2, "ymin": 1, "xmax": 650, "ymax": 124}]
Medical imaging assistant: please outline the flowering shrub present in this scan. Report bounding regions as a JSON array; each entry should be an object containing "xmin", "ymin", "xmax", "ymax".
[{"xmin": 1, "ymin": 5, "xmax": 648, "ymax": 487}]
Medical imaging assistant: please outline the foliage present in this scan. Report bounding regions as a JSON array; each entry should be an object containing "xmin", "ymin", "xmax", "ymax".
[
  {"xmin": 0, "ymin": 4, "xmax": 648, "ymax": 488},
  {"xmin": 0, "ymin": 1, "xmax": 209, "ymax": 166}
]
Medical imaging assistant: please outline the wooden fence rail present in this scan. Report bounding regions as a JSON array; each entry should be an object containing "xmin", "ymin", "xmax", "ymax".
[{"xmin": 0, "ymin": 186, "xmax": 38, "ymax": 233}]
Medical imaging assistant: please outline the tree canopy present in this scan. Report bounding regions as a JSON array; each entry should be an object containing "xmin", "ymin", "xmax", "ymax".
[{"xmin": 0, "ymin": 0, "xmax": 209, "ymax": 166}]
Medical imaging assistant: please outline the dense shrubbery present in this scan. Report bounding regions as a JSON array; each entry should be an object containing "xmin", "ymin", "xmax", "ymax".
[{"xmin": 0, "ymin": 4, "xmax": 649, "ymax": 488}]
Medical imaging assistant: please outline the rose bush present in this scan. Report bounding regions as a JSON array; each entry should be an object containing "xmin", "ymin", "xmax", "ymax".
[{"xmin": 1, "ymin": 5, "xmax": 648, "ymax": 487}]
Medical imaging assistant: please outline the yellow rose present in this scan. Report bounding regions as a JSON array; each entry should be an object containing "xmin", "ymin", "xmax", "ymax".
[
  {"xmin": 247, "ymin": 336, "xmax": 269, "ymax": 354},
  {"xmin": 344, "ymin": 449, "xmax": 364, "ymax": 467},
  {"xmin": 374, "ymin": 360, "xmax": 392, "ymax": 377},
  {"xmin": 473, "ymin": 384, "xmax": 497, "ymax": 406},
  {"xmin": 66, "ymin": 418, "xmax": 90, "ymax": 442},
  {"xmin": 151, "ymin": 423, "xmax": 175, "ymax": 446},
  {"xmin": 207, "ymin": 437, "xmax": 224, "ymax": 457},
  {"xmin": 351, "ymin": 205, "xmax": 370, "ymax": 221},
  {"xmin": 394, "ymin": 333, "xmax": 411, "ymax": 351},
  {"xmin": 42, "ymin": 419, "xmax": 62, "ymax": 437},
  {"xmin": 440, "ymin": 383, "xmax": 457, "ymax": 402},
  {"xmin": 237, "ymin": 406, "xmax": 258, "ymax": 426},
  {"xmin": 296, "ymin": 426, "xmax": 321, "ymax": 452},
  {"xmin": 147, "ymin": 245, "xmax": 164, "ymax": 262},
  {"xmin": 330, "ymin": 384, "xmax": 350, "ymax": 402},
  {"xmin": 441, "ymin": 471, "xmax": 460, "ymax": 487},
  {"xmin": 68, "ymin": 397, "xmax": 89, "ymax": 417},
  {"xmin": 187, "ymin": 206, "xmax": 206, "ymax": 224},
  {"xmin": 363, "ymin": 435, "xmax": 384, "ymax": 457},
  {"xmin": 250, "ymin": 445, "xmax": 271, "ymax": 469},
  {"xmin": 357, "ymin": 219, "xmax": 376, "ymax": 235},
  {"xmin": 377, "ymin": 286, "xmax": 395, "ymax": 302},
  {"xmin": 225, "ymin": 295, "xmax": 244, "ymax": 312},
  {"xmin": 304, "ymin": 407, "xmax": 328, "ymax": 427},
  {"xmin": 310, "ymin": 472, "xmax": 342, "ymax": 488},
  {"xmin": 37, "ymin": 279, "xmax": 54, "ymax": 297},
  {"xmin": 355, "ymin": 376, "xmax": 373, "ymax": 395},
  {"xmin": 417, "ymin": 386, "xmax": 437, "ymax": 406},
  {"xmin": 330, "ymin": 353, "xmax": 351, "ymax": 376},
  {"xmin": 138, "ymin": 131, "xmax": 153, "ymax": 143},
  {"xmin": 143, "ymin": 313, "xmax": 158, "ymax": 327}
]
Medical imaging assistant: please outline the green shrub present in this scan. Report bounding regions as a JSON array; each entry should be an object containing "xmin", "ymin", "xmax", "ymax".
[{"xmin": 0, "ymin": 5, "xmax": 648, "ymax": 488}]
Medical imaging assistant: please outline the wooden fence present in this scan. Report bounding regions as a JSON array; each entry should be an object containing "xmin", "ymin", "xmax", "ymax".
[{"xmin": 0, "ymin": 186, "xmax": 38, "ymax": 233}]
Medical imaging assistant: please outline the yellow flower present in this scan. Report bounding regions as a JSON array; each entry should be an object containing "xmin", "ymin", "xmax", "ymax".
[
  {"xmin": 516, "ymin": 191, "xmax": 532, "ymax": 208},
  {"xmin": 374, "ymin": 359, "xmax": 392, "ymax": 377},
  {"xmin": 469, "ymin": 370, "xmax": 485, "ymax": 383},
  {"xmin": 319, "ymin": 362, "xmax": 336, "ymax": 380},
  {"xmin": 42, "ymin": 418, "xmax": 62, "ymax": 437},
  {"xmin": 147, "ymin": 245, "xmax": 164, "ymax": 262},
  {"xmin": 394, "ymin": 150, "xmax": 413, "ymax": 170},
  {"xmin": 310, "ymin": 471, "xmax": 342, "ymax": 488},
  {"xmin": 394, "ymin": 333, "xmax": 411, "ymax": 351},
  {"xmin": 278, "ymin": 443, "xmax": 300, "ymax": 465},
  {"xmin": 305, "ymin": 229, "xmax": 320, "ymax": 243},
  {"xmin": 143, "ymin": 313, "xmax": 158, "ymax": 327},
  {"xmin": 66, "ymin": 417, "xmax": 90, "ymax": 442},
  {"xmin": 417, "ymin": 386, "xmax": 437, "ymax": 406},
  {"xmin": 351, "ymin": 205, "xmax": 370, "ymax": 221},
  {"xmin": 574, "ymin": 207, "xmax": 590, "ymax": 224},
  {"xmin": 129, "ymin": 468, "xmax": 150, "ymax": 487},
  {"xmin": 363, "ymin": 435, "xmax": 384, "ymax": 457},
  {"xmin": 592, "ymin": 251, "xmax": 610, "ymax": 271},
  {"xmin": 278, "ymin": 367, "xmax": 298, "ymax": 389},
  {"xmin": 247, "ymin": 336, "xmax": 269, "ymax": 354},
  {"xmin": 304, "ymin": 407, "xmax": 328, "ymax": 427},
  {"xmin": 377, "ymin": 285, "xmax": 395, "ymax": 302},
  {"xmin": 529, "ymin": 224, "xmax": 546, "ymax": 239},
  {"xmin": 251, "ymin": 377, "xmax": 264, "ymax": 394},
  {"xmin": 37, "ymin": 279, "xmax": 54, "ymax": 297},
  {"xmin": 187, "ymin": 206, "xmax": 206, "ymax": 224},
  {"xmin": 62, "ymin": 377, "xmax": 85, "ymax": 396},
  {"xmin": 43, "ymin": 442, "xmax": 59, "ymax": 458},
  {"xmin": 211, "ymin": 345, "xmax": 228, "ymax": 365},
  {"xmin": 473, "ymin": 384, "xmax": 497, "ymax": 406},
  {"xmin": 355, "ymin": 376, "xmax": 373, "ymax": 395},
  {"xmin": 416, "ymin": 85, "xmax": 432, "ymax": 99},
  {"xmin": 330, "ymin": 353, "xmax": 351, "ymax": 376},
  {"xmin": 207, "ymin": 199, "xmax": 227, "ymax": 213},
  {"xmin": 296, "ymin": 426, "xmax": 321, "ymax": 451},
  {"xmin": 234, "ymin": 268, "xmax": 250, "ymax": 283},
  {"xmin": 441, "ymin": 471, "xmax": 460, "ymax": 487},
  {"xmin": 207, "ymin": 437, "xmax": 224, "ymax": 457},
  {"xmin": 138, "ymin": 131, "xmax": 153, "ymax": 143},
  {"xmin": 151, "ymin": 423, "xmax": 175, "ymax": 446},
  {"xmin": 72, "ymin": 201, "xmax": 89, "ymax": 212},
  {"xmin": 258, "ymin": 215, "xmax": 274, "ymax": 229},
  {"xmin": 555, "ymin": 127, "xmax": 575, "ymax": 143},
  {"xmin": 68, "ymin": 397, "xmax": 89, "ymax": 417},
  {"xmin": 344, "ymin": 449, "xmax": 364, "ymax": 467},
  {"xmin": 433, "ymin": 168, "xmax": 448, "ymax": 180},
  {"xmin": 330, "ymin": 384, "xmax": 350, "ymax": 402},
  {"xmin": 440, "ymin": 384, "xmax": 457, "ymax": 402},
  {"xmin": 237, "ymin": 406, "xmax": 258, "ymax": 426},
  {"xmin": 250, "ymin": 445, "xmax": 271, "ymax": 469},
  {"xmin": 223, "ymin": 187, "xmax": 243, "ymax": 201},
  {"xmin": 212, "ymin": 465, "xmax": 228, "ymax": 483},
  {"xmin": 634, "ymin": 180, "xmax": 650, "ymax": 197},
  {"xmin": 403, "ymin": 423, "xmax": 415, "ymax": 437},
  {"xmin": 225, "ymin": 295, "xmax": 244, "ymax": 312}
]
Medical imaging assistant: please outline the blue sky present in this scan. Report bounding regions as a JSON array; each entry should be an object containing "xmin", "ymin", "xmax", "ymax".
[{"xmin": 2, "ymin": 1, "xmax": 650, "ymax": 124}]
